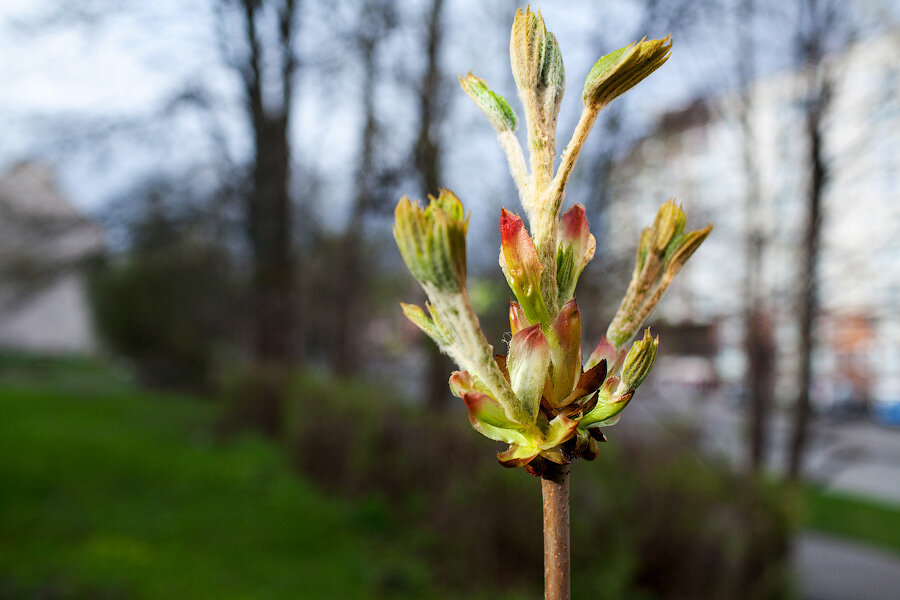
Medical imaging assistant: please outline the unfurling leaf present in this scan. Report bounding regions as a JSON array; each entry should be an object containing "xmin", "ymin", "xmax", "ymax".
[
  {"xmin": 665, "ymin": 224, "xmax": 713, "ymax": 276},
  {"xmin": 651, "ymin": 198, "xmax": 686, "ymax": 253},
  {"xmin": 578, "ymin": 375, "xmax": 633, "ymax": 430},
  {"xmin": 450, "ymin": 371, "xmax": 531, "ymax": 445},
  {"xmin": 400, "ymin": 302, "xmax": 450, "ymax": 347},
  {"xmin": 607, "ymin": 200, "xmax": 712, "ymax": 348}
]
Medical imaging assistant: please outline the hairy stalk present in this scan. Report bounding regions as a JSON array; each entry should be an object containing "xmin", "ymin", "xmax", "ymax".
[
  {"xmin": 542, "ymin": 463, "xmax": 571, "ymax": 600},
  {"xmin": 521, "ymin": 96, "xmax": 556, "ymax": 195},
  {"xmin": 531, "ymin": 106, "xmax": 599, "ymax": 316},
  {"xmin": 428, "ymin": 286, "xmax": 533, "ymax": 425},
  {"xmin": 549, "ymin": 105, "xmax": 600, "ymax": 217},
  {"xmin": 498, "ymin": 130, "xmax": 531, "ymax": 211}
]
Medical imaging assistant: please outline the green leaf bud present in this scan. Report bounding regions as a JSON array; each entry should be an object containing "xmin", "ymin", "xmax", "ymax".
[
  {"xmin": 393, "ymin": 190, "xmax": 469, "ymax": 292},
  {"xmin": 459, "ymin": 72, "xmax": 518, "ymax": 132},
  {"xmin": 538, "ymin": 31, "xmax": 565, "ymax": 123},
  {"xmin": 620, "ymin": 328, "xmax": 659, "ymax": 392},
  {"xmin": 664, "ymin": 223, "xmax": 713, "ymax": 277},
  {"xmin": 651, "ymin": 198, "xmax": 686, "ymax": 254},
  {"xmin": 582, "ymin": 36, "xmax": 672, "ymax": 110}
]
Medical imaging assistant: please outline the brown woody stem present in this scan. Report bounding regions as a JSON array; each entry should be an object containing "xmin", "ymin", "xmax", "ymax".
[{"xmin": 541, "ymin": 463, "xmax": 571, "ymax": 600}]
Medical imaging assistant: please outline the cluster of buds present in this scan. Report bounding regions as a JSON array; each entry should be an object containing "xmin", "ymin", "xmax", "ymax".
[{"xmin": 394, "ymin": 8, "xmax": 711, "ymax": 474}]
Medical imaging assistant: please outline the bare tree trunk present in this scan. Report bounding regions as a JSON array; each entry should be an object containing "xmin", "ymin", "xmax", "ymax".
[
  {"xmin": 785, "ymin": 0, "xmax": 844, "ymax": 480},
  {"xmin": 542, "ymin": 464, "xmax": 571, "ymax": 600},
  {"xmin": 746, "ymin": 310, "xmax": 775, "ymax": 471},
  {"xmin": 734, "ymin": 0, "xmax": 776, "ymax": 474},
  {"xmin": 787, "ymin": 81, "xmax": 828, "ymax": 480},
  {"xmin": 413, "ymin": 0, "xmax": 452, "ymax": 411},
  {"xmin": 250, "ymin": 116, "xmax": 294, "ymax": 362},
  {"xmin": 228, "ymin": 0, "xmax": 300, "ymax": 433},
  {"xmin": 333, "ymin": 24, "xmax": 381, "ymax": 376},
  {"xmin": 235, "ymin": 0, "xmax": 299, "ymax": 366}
]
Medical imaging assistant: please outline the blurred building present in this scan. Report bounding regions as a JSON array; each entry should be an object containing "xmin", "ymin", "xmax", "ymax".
[
  {"xmin": 0, "ymin": 162, "xmax": 104, "ymax": 353},
  {"xmin": 609, "ymin": 32, "xmax": 900, "ymax": 410}
]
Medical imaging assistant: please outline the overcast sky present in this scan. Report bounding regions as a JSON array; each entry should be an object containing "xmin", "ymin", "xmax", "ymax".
[
  {"xmin": 0, "ymin": 1, "xmax": 727, "ymax": 214},
  {"xmin": 1, "ymin": 0, "xmax": 892, "ymax": 223}
]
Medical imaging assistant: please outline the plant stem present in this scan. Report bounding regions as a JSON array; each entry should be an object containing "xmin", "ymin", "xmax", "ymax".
[{"xmin": 541, "ymin": 463, "xmax": 571, "ymax": 600}]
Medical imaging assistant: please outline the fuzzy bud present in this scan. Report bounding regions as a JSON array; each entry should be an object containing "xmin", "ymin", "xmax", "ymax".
[
  {"xmin": 582, "ymin": 36, "xmax": 672, "ymax": 110},
  {"xmin": 459, "ymin": 72, "xmax": 518, "ymax": 132},
  {"xmin": 620, "ymin": 329, "xmax": 658, "ymax": 392},
  {"xmin": 664, "ymin": 224, "xmax": 714, "ymax": 277},
  {"xmin": 651, "ymin": 199, "xmax": 686, "ymax": 254},
  {"xmin": 510, "ymin": 7, "xmax": 547, "ymax": 92},
  {"xmin": 538, "ymin": 30, "xmax": 565, "ymax": 125},
  {"xmin": 393, "ymin": 190, "xmax": 469, "ymax": 292}
]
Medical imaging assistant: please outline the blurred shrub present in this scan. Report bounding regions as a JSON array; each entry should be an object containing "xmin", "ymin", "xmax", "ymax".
[
  {"xmin": 89, "ymin": 175, "xmax": 248, "ymax": 390},
  {"xmin": 89, "ymin": 239, "xmax": 245, "ymax": 389},
  {"xmin": 224, "ymin": 370, "xmax": 796, "ymax": 599},
  {"xmin": 571, "ymin": 432, "xmax": 796, "ymax": 600}
]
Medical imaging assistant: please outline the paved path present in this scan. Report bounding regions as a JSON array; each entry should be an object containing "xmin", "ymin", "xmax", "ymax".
[{"xmin": 797, "ymin": 533, "xmax": 900, "ymax": 600}]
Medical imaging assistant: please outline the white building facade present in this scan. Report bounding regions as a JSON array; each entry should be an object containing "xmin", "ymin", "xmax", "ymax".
[
  {"xmin": 0, "ymin": 162, "xmax": 104, "ymax": 354},
  {"xmin": 607, "ymin": 32, "xmax": 900, "ymax": 409}
]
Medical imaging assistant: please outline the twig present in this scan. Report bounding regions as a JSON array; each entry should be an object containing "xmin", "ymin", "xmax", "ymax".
[{"xmin": 542, "ymin": 463, "xmax": 571, "ymax": 600}]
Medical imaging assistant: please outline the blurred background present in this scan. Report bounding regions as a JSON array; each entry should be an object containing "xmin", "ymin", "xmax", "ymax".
[{"xmin": 0, "ymin": 0, "xmax": 898, "ymax": 598}]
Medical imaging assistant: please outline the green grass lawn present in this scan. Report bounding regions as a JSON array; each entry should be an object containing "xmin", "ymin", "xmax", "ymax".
[
  {"xmin": 803, "ymin": 486, "xmax": 900, "ymax": 555},
  {"xmin": 0, "ymin": 374, "xmax": 435, "ymax": 599},
  {"xmin": 1, "ymin": 355, "xmax": 898, "ymax": 598}
]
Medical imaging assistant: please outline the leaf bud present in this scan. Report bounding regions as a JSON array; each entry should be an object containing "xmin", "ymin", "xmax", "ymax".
[
  {"xmin": 510, "ymin": 7, "xmax": 547, "ymax": 91},
  {"xmin": 459, "ymin": 72, "xmax": 518, "ymax": 132},
  {"xmin": 393, "ymin": 190, "xmax": 469, "ymax": 292},
  {"xmin": 620, "ymin": 329, "xmax": 659, "ymax": 392},
  {"xmin": 651, "ymin": 199, "xmax": 686, "ymax": 254},
  {"xmin": 507, "ymin": 323, "xmax": 550, "ymax": 421},
  {"xmin": 538, "ymin": 30, "xmax": 565, "ymax": 124},
  {"xmin": 582, "ymin": 36, "xmax": 672, "ymax": 110},
  {"xmin": 664, "ymin": 223, "xmax": 713, "ymax": 277}
]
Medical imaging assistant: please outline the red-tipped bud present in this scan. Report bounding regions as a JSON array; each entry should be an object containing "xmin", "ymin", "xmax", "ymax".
[
  {"xmin": 499, "ymin": 208, "xmax": 551, "ymax": 324},
  {"xmin": 557, "ymin": 204, "xmax": 597, "ymax": 303}
]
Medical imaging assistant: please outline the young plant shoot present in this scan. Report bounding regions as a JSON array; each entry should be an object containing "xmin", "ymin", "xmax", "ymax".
[{"xmin": 394, "ymin": 7, "xmax": 711, "ymax": 599}]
